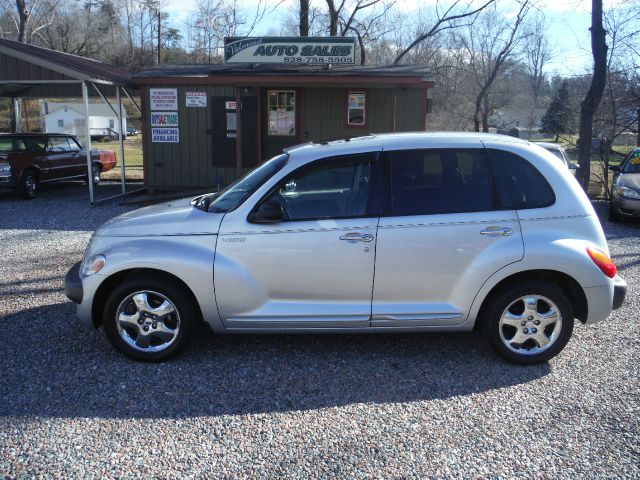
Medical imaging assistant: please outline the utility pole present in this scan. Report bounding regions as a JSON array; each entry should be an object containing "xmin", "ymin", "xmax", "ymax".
[{"xmin": 157, "ymin": 8, "xmax": 162, "ymax": 64}]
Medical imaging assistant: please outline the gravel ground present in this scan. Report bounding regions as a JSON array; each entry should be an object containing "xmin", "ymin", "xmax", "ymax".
[{"xmin": 0, "ymin": 183, "xmax": 639, "ymax": 478}]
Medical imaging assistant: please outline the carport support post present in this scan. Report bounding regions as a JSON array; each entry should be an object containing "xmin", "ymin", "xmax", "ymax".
[
  {"xmin": 117, "ymin": 87, "xmax": 126, "ymax": 194},
  {"xmin": 82, "ymin": 81, "xmax": 95, "ymax": 204}
]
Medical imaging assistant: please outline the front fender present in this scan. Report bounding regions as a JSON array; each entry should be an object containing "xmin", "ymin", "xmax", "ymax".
[{"xmin": 84, "ymin": 235, "xmax": 222, "ymax": 330}]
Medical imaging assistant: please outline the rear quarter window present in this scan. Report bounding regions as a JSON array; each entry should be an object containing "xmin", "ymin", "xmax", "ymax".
[{"xmin": 488, "ymin": 149, "xmax": 555, "ymax": 209}]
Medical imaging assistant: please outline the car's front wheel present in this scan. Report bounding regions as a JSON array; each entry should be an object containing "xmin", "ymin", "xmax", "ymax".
[
  {"xmin": 484, "ymin": 283, "xmax": 574, "ymax": 365},
  {"xmin": 18, "ymin": 171, "xmax": 38, "ymax": 199},
  {"xmin": 103, "ymin": 275, "xmax": 196, "ymax": 361}
]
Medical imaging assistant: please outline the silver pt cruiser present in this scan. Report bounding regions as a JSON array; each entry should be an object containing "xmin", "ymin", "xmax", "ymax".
[{"xmin": 65, "ymin": 133, "xmax": 627, "ymax": 364}]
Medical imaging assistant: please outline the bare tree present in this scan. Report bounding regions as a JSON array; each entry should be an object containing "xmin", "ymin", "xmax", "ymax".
[
  {"xmin": 457, "ymin": 1, "xmax": 530, "ymax": 132},
  {"xmin": 576, "ymin": 0, "xmax": 608, "ymax": 190},
  {"xmin": 0, "ymin": 0, "xmax": 61, "ymax": 42},
  {"xmin": 393, "ymin": 0, "xmax": 495, "ymax": 65}
]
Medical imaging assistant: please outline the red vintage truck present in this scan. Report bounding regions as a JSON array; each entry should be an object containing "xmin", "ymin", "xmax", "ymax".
[{"xmin": 0, "ymin": 133, "xmax": 117, "ymax": 199}]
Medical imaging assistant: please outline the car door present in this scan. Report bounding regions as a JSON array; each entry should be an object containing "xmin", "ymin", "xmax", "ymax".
[
  {"xmin": 372, "ymin": 147, "xmax": 524, "ymax": 327},
  {"xmin": 215, "ymin": 151, "xmax": 381, "ymax": 330},
  {"xmin": 66, "ymin": 136, "xmax": 87, "ymax": 176},
  {"xmin": 46, "ymin": 136, "xmax": 78, "ymax": 179}
]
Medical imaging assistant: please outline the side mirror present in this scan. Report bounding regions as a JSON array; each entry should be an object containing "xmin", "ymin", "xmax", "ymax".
[
  {"xmin": 609, "ymin": 164, "xmax": 620, "ymax": 172},
  {"xmin": 569, "ymin": 162, "xmax": 580, "ymax": 170},
  {"xmin": 248, "ymin": 199, "xmax": 284, "ymax": 223}
]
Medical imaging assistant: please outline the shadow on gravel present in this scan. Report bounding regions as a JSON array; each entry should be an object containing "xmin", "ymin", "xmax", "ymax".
[
  {"xmin": 0, "ymin": 183, "xmax": 135, "ymax": 231},
  {"xmin": 0, "ymin": 302, "xmax": 550, "ymax": 419}
]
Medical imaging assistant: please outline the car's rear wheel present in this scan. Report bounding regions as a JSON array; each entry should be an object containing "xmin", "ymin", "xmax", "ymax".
[
  {"xmin": 484, "ymin": 283, "xmax": 574, "ymax": 365},
  {"xmin": 18, "ymin": 171, "xmax": 38, "ymax": 199},
  {"xmin": 103, "ymin": 275, "xmax": 196, "ymax": 361}
]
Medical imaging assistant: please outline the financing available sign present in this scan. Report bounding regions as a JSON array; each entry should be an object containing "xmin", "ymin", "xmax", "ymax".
[{"xmin": 224, "ymin": 37, "xmax": 356, "ymax": 65}]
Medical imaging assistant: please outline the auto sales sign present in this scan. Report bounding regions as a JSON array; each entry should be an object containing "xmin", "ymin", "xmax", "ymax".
[{"xmin": 224, "ymin": 37, "xmax": 356, "ymax": 65}]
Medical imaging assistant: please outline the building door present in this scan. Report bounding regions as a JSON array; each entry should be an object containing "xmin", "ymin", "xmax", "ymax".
[
  {"xmin": 262, "ymin": 89, "xmax": 300, "ymax": 160},
  {"xmin": 211, "ymin": 96, "xmax": 237, "ymax": 175}
]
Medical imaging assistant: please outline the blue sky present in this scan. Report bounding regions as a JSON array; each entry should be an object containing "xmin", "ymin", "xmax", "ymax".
[{"xmin": 161, "ymin": 0, "xmax": 610, "ymax": 77}]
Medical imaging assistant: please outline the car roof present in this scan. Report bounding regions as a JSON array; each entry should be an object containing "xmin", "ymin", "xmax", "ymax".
[
  {"xmin": 534, "ymin": 142, "xmax": 563, "ymax": 150},
  {"xmin": 285, "ymin": 132, "xmax": 530, "ymax": 158},
  {"xmin": 0, "ymin": 132, "xmax": 74, "ymax": 137}
]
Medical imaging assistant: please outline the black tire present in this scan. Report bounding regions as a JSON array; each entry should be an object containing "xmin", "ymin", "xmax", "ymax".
[
  {"xmin": 483, "ymin": 282, "xmax": 574, "ymax": 365},
  {"xmin": 103, "ymin": 274, "xmax": 197, "ymax": 362},
  {"xmin": 18, "ymin": 170, "xmax": 38, "ymax": 199},
  {"xmin": 608, "ymin": 202, "xmax": 621, "ymax": 223}
]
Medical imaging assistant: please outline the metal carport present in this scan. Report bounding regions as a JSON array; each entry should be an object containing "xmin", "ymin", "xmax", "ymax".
[{"xmin": 0, "ymin": 38, "xmax": 140, "ymax": 203}]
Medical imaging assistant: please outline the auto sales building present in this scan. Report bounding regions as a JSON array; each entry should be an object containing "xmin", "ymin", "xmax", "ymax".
[{"xmin": 133, "ymin": 37, "xmax": 434, "ymax": 190}]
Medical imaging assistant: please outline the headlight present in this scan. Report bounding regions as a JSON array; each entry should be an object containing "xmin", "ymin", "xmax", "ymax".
[
  {"xmin": 0, "ymin": 162, "xmax": 11, "ymax": 175},
  {"xmin": 81, "ymin": 254, "xmax": 106, "ymax": 276},
  {"xmin": 613, "ymin": 185, "xmax": 640, "ymax": 199}
]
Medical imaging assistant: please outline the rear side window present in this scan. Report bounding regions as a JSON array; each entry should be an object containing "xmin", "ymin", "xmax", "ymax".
[
  {"xmin": 488, "ymin": 149, "xmax": 555, "ymax": 209},
  {"xmin": 388, "ymin": 149, "xmax": 499, "ymax": 216}
]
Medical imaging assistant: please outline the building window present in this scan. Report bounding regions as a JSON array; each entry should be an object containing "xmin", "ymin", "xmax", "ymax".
[
  {"xmin": 57, "ymin": 119, "xmax": 64, "ymax": 127},
  {"xmin": 109, "ymin": 119, "xmax": 115, "ymax": 129},
  {"xmin": 347, "ymin": 91, "xmax": 366, "ymax": 126},
  {"xmin": 74, "ymin": 119, "xmax": 85, "ymax": 127},
  {"xmin": 267, "ymin": 90, "xmax": 295, "ymax": 136}
]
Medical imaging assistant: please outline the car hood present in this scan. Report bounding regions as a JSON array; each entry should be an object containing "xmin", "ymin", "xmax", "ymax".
[
  {"xmin": 617, "ymin": 172, "xmax": 640, "ymax": 191},
  {"xmin": 95, "ymin": 197, "xmax": 223, "ymax": 237}
]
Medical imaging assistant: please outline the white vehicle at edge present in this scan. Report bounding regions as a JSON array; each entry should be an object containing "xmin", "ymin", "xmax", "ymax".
[{"xmin": 65, "ymin": 133, "xmax": 627, "ymax": 364}]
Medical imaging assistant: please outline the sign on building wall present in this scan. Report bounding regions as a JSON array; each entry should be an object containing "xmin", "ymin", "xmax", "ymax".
[
  {"xmin": 186, "ymin": 92, "xmax": 207, "ymax": 107},
  {"xmin": 152, "ymin": 128, "xmax": 179, "ymax": 143},
  {"xmin": 151, "ymin": 112, "xmax": 179, "ymax": 127},
  {"xmin": 150, "ymin": 88, "xmax": 178, "ymax": 110},
  {"xmin": 224, "ymin": 37, "xmax": 356, "ymax": 65}
]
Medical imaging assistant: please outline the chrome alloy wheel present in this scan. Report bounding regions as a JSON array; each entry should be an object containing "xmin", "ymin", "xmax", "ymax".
[
  {"xmin": 499, "ymin": 295, "xmax": 562, "ymax": 355},
  {"xmin": 115, "ymin": 291, "xmax": 181, "ymax": 352}
]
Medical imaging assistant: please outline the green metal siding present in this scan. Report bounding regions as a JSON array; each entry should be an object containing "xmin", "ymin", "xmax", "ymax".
[
  {"xmin": 395, "ymin": 89, "xmax": 425, "ymax": 132},
  {"xmin": 301, "ymin": 87, "xmax": 395, "ymax": 142},
  {"xmin": 0, "ymin": 53, "xmax": 72, "ymax": 81},
  {"xmin": 144, "ymin": 84, "xmax": 236, "ymax": 189}
]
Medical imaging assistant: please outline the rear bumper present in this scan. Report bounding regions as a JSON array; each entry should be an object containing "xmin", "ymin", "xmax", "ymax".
[
  {"xmin": 583, "ymin": 274, "xmax": 627, "ymax": 324},
  {"xmin": 613, "ymin": 274, "xmax": 627, "ymax": 310}
]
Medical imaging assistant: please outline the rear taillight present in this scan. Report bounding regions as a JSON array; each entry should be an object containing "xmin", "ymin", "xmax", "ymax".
[{"xmin": 587, "ymin": 247, "xmax": 617, "ymax": 278}]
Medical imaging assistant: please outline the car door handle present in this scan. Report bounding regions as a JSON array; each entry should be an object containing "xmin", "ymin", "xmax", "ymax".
[
  {"xmin": 480, "ymin": 227, "xmax": 513, "ymax": 237},
  {"xmin": 339, "ymin": 233, "xmax": 374, "ymax": 242}
]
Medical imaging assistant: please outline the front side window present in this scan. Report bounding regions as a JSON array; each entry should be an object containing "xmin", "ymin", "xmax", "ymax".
[
  {"xmin": 347, "ymin": 91, "xmax": 366, "ymax": 126},
  {"xmin": 208, "ymin": 154, "xmax": 289, "ymax": 213},
  {"xmin": 48, "ymin": 137, "xmax": 72, "ymax": 152},
  {"xmin": 267, "ymin": 90, "xmax": 295, "ymax": 136},
  {"xmin": 389, "ymin": 149, "xmax": 497, "ymax": 216},
  {"xmin": 0, "ymin": 138, "xmax": 14, "ymax": 153},
  {"xmin": 24, "ymin": 136, "xmax": 46, "ymax": 152},
  {"xmin": 260, "ymin": 153, "xmax": 378, "ymax": 221},
  {"xmin": 488, "ymin": 149, "xmax": 555, "ymax": 209}
]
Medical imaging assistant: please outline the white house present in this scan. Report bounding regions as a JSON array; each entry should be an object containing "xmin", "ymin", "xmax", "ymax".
[{"xmin": 41, "ymin": 102, "xmax": 127, "ymax": 137}]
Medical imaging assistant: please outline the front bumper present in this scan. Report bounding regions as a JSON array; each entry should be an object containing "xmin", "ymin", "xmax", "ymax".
[
  {"xmin": 0, "ymin": 175, "xmax": 15, "ymax": 188},
  {"xmin": 612, "ymin": 195, "xmax": 640, "ymax": 217},
  {"xmin": 613, "ymin": 274, "xmax": 627, "ymax": 310},
  {"xmin": 64, "ymin": 261, "xmax": 83, "ymax": 304}
]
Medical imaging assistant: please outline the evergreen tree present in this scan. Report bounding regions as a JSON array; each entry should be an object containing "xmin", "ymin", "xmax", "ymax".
[{"xmin": 541, "ymin": 79, "xmax": 572, "ymax": 141}]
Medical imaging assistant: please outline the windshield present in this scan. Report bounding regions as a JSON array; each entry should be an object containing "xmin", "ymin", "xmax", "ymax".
[
  {"xmin": 543, "ymin": 147, "xmax": 568, "ymax": 167},
  {"xmin": 208, "ymin": 153, "xmax": 289, "ymax": 213},
  {"xmin": 621, "ymin": 150, "xmax": 640, "ymax": 174}
]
